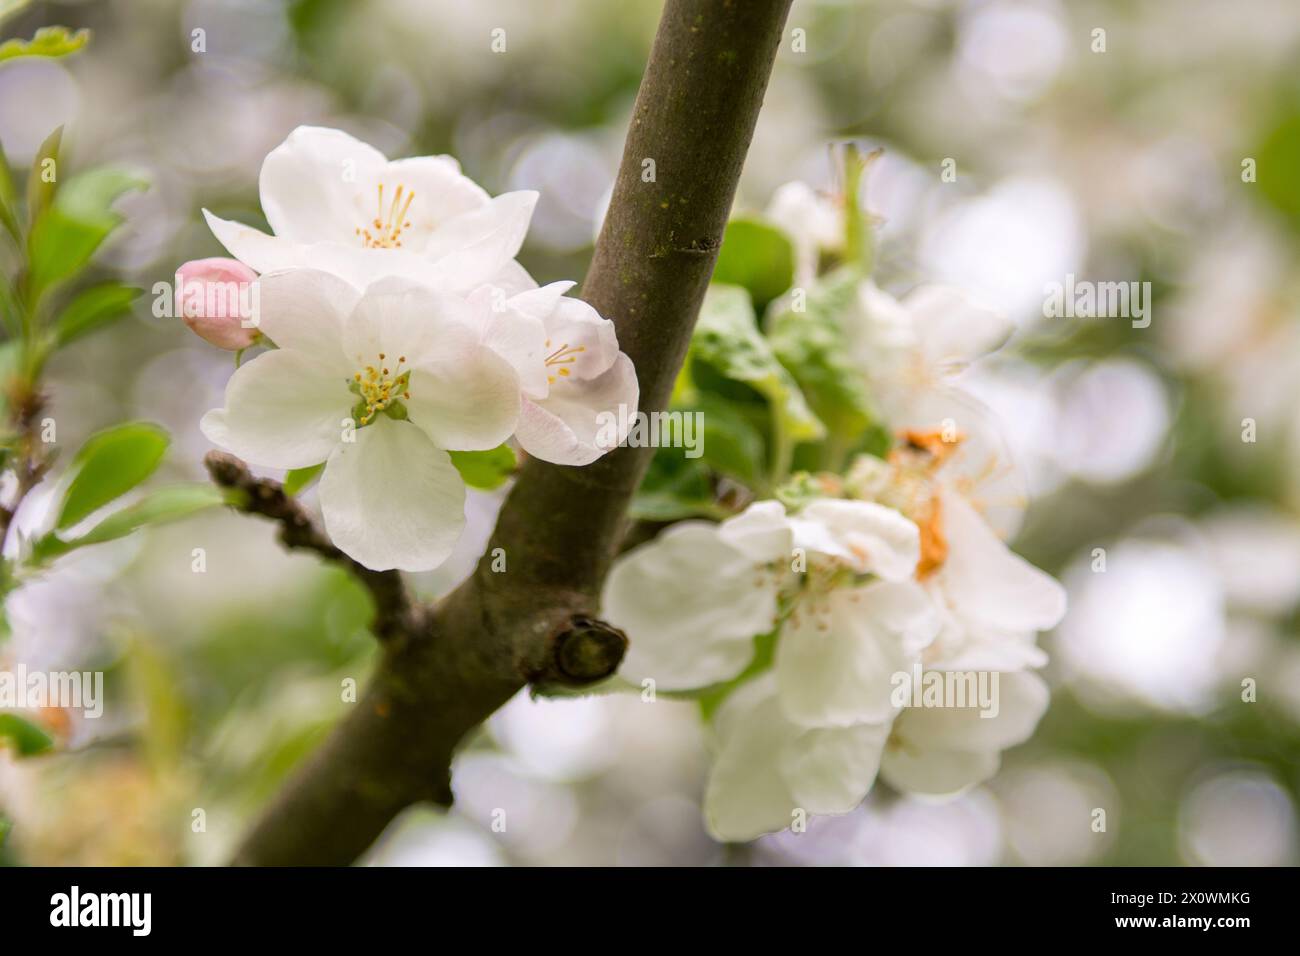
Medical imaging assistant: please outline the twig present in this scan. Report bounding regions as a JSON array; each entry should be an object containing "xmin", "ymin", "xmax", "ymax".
[{"xmin": 203, "ymin": 451, "xmax": 414, "ymax": 642}]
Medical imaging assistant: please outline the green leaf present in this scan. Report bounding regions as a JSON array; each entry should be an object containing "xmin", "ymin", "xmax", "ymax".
[
  {"xmin": 449, "ymin": 444, "xmax": 517, "ymax": 490},
  {"xmin": 24, "ymin": 124, "xmax": 61, "ymax": 229},
  {"xmin": 56, "ymin": 422, "xmax": 170, "ymax": 531},
  {"xmin": 0, "ymin": 713, "xmax": 54, "ymax": 757},
  {"xmin": 27, "ymin": 166, "xmax": 147, "ymax": 304},
  {"xmin": 711, "ymin": 218, "xmax": 795, "ymax": 311},
  {"xmin": 692, "ymin": 284, "xmax": 824, "ymax": 445},
  {"xmin": 687, "ymin": 393, "xmax": 766, "ymax": 484},
  {"xmin": 1255, "ymin": 105, "xmax": 1300, "ymax": 232},
  {"xmin": 283, "ymin": 462, "xmax": 325, "ymax": 496},
  {"xmin": 631, "ymin": 450, "xmax": 720, "ymax": 521},
  {"xmin": 767, "ymin": 271, "xmax": 877, "ymax": 446},
  {"xmin": 34, "ymin": 484, "xmax": 226, "ymax": 562},
  {"xmin": 52, "ymin": 281, "xmax": 141, "ymax": 347},
  {"xmin": 0, "ymin": 26, "xmax": 90, "ymax": 63}
]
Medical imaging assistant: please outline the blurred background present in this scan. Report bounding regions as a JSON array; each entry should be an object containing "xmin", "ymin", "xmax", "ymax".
[{"xmin": 2, "ymin": 0, "xmax": 1299, "ymax": 866}]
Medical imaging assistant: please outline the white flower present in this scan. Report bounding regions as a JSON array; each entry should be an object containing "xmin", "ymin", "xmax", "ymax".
[
  {"xmin": 764, "ymin": 181, "xmax": 845, "ymax": 284},
  {"xmin": 702, "ymin": 669, "xmax": 1049, "ymax": 841},
  {"xmin": 468, "ymin": 281, "xmax": 639, "ymax": 466},
  {"xmin": 879, "ymin": 670, "xmax": 1050, "ymax": 795},
  {"xmin": 203, "ymin": 126, "xmax": 538, "ymax": 296},
  {"xmin": 920, "ymin": 489, "xmax": 1065, "ymax": 671},
  {"xmin": 200, "ymin": 269, "xmax": 521, "ymax": 572},
  {"xmin": 703, "ymin": 675, "xmax": 890, "ymax": 842},
  {"xmin": 604, "ymin": 498, "xmax": 938, "ymax": 727},
  {"xmin": 849, "ymin": 281, "xmax": 1014, "ymax": 406},
  {"xmin": 862, "ymin": 416, "xmax": 1066, "ymax": 669}
]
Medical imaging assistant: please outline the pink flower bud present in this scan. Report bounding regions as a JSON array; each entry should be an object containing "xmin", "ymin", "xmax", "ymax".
[{"xmin": 175, "ymin": 258, "xmax": 260, "ymax": 350}]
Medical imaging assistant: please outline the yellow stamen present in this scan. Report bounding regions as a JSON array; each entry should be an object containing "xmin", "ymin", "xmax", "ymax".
[{"xmin": 356, "ymin": 183, "xmax": 416, "ymax": 249}]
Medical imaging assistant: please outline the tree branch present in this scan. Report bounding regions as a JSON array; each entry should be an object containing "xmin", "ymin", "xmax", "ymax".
[
  {"xmin": 229, "ymin": 0, "xmax": 794, "ymax": 866},
  {"xmin": 203, "ymin": 451, "xmax": 416, "ymax": 641}
]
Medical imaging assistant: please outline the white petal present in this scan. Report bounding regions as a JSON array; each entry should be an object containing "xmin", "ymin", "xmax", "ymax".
[
  {"xmin": 927, "ymin": 616, "xmax": 1048, "ymax": 671},
  {"xmin": 718, "ymin": 500, "xmax": 794, "ymax": 565},
  {"xmin": 775, "ymin": 581, "xmax": 938, "ymax": 727},
  {"xmin": 508, "ymin": 280, "xmax": 576, "ymax": 322},
  {"xmin": 937, "ymin": 490, "xmax": 1066, "ymax": 632},
  {"xmin": 200, "ymin": 349, "xmax": 349, "ymax": 469},
  {"xmin": 337, "ymin": 276, "xmax": 521, "ymax": 451},
  {"xmin": 342, "ymin": 276, "xmax": 476, "ymax": 369},
  {"xmin": 704, "ymin": 677, "xmax": 803, "ymax": 842},
  {"xmin": 427, "ymin": 191, "xmax": 539, "ymax": 294},
  {"xmin": 477, "ymin": 259, "xmax": 539, "ymax": 297},
  {"xmin": 890, "ymin": 386, "xmax": 1028, "ymax": 539},
  {"xmin": 405, "ymin": 342, "xmax": 522, "ymax": 452},
  {"xmin": 880, "ymin": 745, "xmax": 1000, "ymax": 796},
  {"xmin": 203, "ymin": 210, "xmax": 306, "ymax": 274},
  {"xmin": 382, "ymin": 155, "xmax": 492, "ymax": 252},
  {"xmin": 467, "ymin": 281, "xmax": 574, "ymax": 399},
  {"xmin": 204, "ymin": 210, "xmax": 482, "ymax": 290},
  {"xmin": 764, "ymin": 181, "xmax": 843, "ymax": 282},
  {"xmin": 848, "ymin": 280, "xmax": 919, "ymax": 379},
  {"xmin": 894, "ymin": 669, "xmax": 1049, "ymax": 752},
  {"xmin": 604, "ymin": 523, "xmax": 779, "ymax": 691},
  {"xmin": 797, "ymin": 498, "xmax": 920, "ymax": 580},
  {"xmin": 254, "ymin": 269, "xmax": 359, "ymax": 367},
  {"xmin": 904, "ymin": 284, "xmax": 1013, "ymax": 373},
  {"xmin": 881, "ymin": 671, "xmax": 1049, "ymax": 795},
  {"xmin": 318, "ymin": 418, "xmax": 466, "ymax": 572},
  {"xmin": 539, "ymin": 296, "xmax": 620, "ymax": 379},
  {"xmin": 301, "ymin": 241, "xmax": 452, "ymax": 288},
  {"xmin": 515, "ymin": 352, "xmax": 637, "ymax": 465},
  {"xmin": 259, "ymin": 126, "xmax": 387, "ymax": 243},
  {"xmin": 780, "ymin": 721, "xmax": 890, "ymax": 816}
]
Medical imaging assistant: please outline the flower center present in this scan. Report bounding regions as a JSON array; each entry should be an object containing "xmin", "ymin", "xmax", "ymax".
[
  {"xmin": 351, "ymin": 353, "xmax": 410, "ymax": 425},
  {"xmin": 355, "ymin": 183, "xmax": 415, "ymax": 249},
  {"xmin": 914, "ymin": 493, "xmax": 948, "ymax": 580},
  {"xmin": 880, "ymin": 427, "xmax": 965, "ymax": 578},
  {"xmin": 544, "ymin": 339, "xmax": 586, "ymax": 385}
]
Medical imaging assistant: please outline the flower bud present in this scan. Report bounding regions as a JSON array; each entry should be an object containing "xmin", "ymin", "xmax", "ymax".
[{"xmin": 175, "ymin": 257, "xmax": 260, "ymax": 350}]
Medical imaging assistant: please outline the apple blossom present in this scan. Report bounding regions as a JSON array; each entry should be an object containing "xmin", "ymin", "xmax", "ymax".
[
  {"xmin": 174, "ymin": 257, "xmax": 260, "ymax": 351},
  {"xmin": 199, "ymin": 269, "xmax": 521, "ymax": 572},
  {"xmin": 202, "ymin": 126, "xmax": 539, "ymax": 296},
  {"xmin": 701, "ymin": 669, "xmax": 1050, "ymax": 840},
  {"xmin": 847, "ymin": 281, "xmax": 1014, "ymax": 433},
  {"xmin": 468, "ymin": 281, "xmax": 639, "ymax": 466},
  {"xmin": 879, "ymin": 670, "xmax": 1050, "ymax": 796},
  {"xmin": 856, "ymin": 416, "xmax": 1066, "ymax": 670},
  {"xmin": 605, "ymin": 497, "xmax": 938, "ymax": 726},
  {"xmin": 602, "ymin": 409, "xmax": 1063, "ymax": 843}
]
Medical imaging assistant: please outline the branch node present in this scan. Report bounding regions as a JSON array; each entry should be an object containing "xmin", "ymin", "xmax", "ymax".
[{"xmin": 550, "ymin": 615, "xmax": 628, "ymax": 685}]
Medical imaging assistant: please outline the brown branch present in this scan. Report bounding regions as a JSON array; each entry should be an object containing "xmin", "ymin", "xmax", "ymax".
[
  {"xmin": 0, "ymin": 385, "xmax": 51, "ymax": 546},
  {"xmin": 203, "ymin": 451, "xmax": 414, "ymax": 642},
  {"xmin": 229, "ymin": 0, "xmax": 794, "ymax": 866}
]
